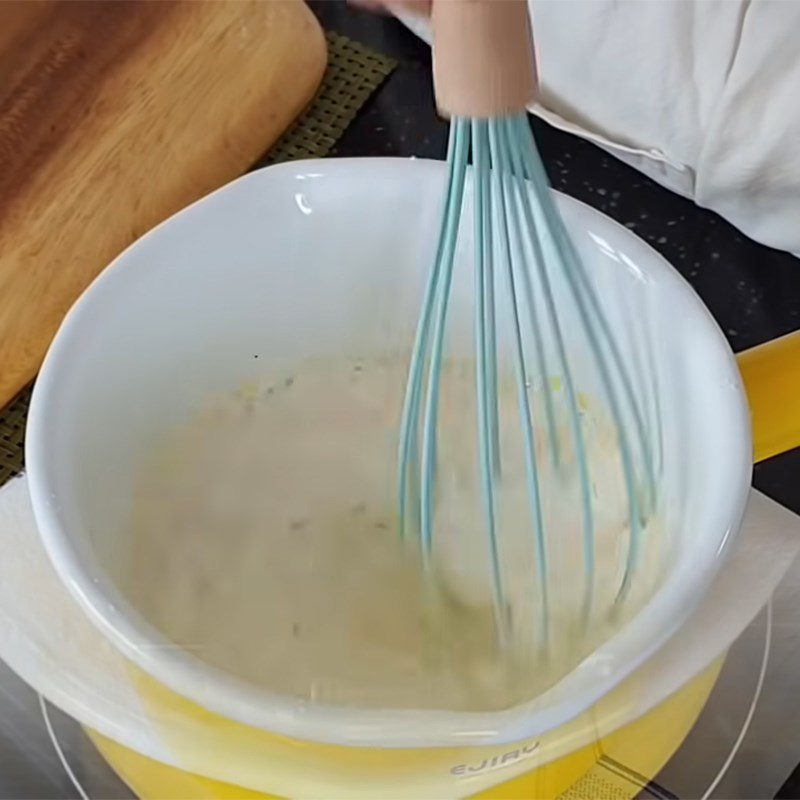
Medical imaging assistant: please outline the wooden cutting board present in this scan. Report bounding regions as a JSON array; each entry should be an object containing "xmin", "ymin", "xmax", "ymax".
[{"xmin": 0, "ymin": 0, "xmax": 326, "ymax": 408}]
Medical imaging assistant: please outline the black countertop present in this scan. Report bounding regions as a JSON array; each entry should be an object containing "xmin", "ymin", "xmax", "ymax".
[{"xmin": 311, "ymin": 0, "xmax": 800, "ymax": 517}]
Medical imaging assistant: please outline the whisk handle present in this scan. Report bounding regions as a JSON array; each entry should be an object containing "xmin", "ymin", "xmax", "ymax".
[{"xmin": 432, "ymin": 0, "xmax": 537, "ymax": 118}]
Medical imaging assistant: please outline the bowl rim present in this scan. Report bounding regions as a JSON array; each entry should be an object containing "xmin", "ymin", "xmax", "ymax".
[{"xmin": 26, "ymin": 157, "xmax": 753, "ymax": 748}]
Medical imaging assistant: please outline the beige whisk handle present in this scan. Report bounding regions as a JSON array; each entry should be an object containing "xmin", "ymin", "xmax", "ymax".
[{"xmin": 432, "ymin": 0, "xmax": 537, "ymax": 118}]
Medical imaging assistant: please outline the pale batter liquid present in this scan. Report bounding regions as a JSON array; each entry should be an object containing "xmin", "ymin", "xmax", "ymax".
[{"xmin": 122, "ymin": 356, "xmax": 664, "ymax": 712}]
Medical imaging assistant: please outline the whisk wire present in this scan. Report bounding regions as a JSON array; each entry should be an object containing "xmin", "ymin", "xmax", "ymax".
[
  {"xmin": 419, "ymin": 119, "xmax": 472, "ymax": 567},
  {"xmin": 502, "ymin": 116, "xmax": 597, "ymax": 618},
  {"xmin": 399, "ymin": 126, "xmax": 454, "ymax": 540},
  {"xmin": 398, "ymin": 120, "xmax": 466, "ymax": 543},
  {"xmin": 472, "ymin": 119, "xmax": 507, "ymax": 637},
  {"xmin": 516, "ymin": 117, "xmax": 652, "ymax": 598},
  {"xmin": 478, "ymin": 126, "xmax": 501, "ymax": 478},
  {"xmin": 500, "ymin": 121, "xmax": 562, "ymax": 469},
  {"xmin": 488, "ymin": 120, "xmax": 550, "ymax": 648}
]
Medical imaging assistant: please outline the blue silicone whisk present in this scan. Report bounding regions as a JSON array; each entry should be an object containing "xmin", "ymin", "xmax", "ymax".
[{"xmin": 397, "ymin": 0, "xmax": 658, "ymax": 648}]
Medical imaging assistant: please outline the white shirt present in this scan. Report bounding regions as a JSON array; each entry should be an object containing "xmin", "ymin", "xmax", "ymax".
[{"xmin": 400, "ymin": 0, "xmax": 800, "ymax": 256}]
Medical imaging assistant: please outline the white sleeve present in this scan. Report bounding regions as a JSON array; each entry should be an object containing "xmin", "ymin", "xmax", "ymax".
[
  {"xmin": 693, "ymin": 1, "xmax": 800, "ymax": 256},
  {"xmin": 398, "ymin": 0, "xmax": 800, "ymax": 256}
]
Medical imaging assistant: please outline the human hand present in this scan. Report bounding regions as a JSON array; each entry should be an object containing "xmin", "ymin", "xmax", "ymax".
[
  {"xmin": 347, "ymin": 0, "xmax": 431, "ymax": 16},
  {"xmin": 350, "ymin": 0, "xmax": 536, "ymax": 117}
]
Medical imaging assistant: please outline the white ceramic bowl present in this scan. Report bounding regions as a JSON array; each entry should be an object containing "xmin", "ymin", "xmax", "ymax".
[{"xmin": 26, "ymin": 158, "xmax": 751, "ymax": 748}]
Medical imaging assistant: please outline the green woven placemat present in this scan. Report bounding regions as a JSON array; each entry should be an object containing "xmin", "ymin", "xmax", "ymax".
[
  {"xmin": 0, "ymin": 390, "xmax": 29, "ymax": 487},
  {"xmin": 0, "ymin": 31, "xmax": 394, "ymax": 488},
  {"xmin": 265, "ymin": 31, "xmax": 394, "ymax": 164}
]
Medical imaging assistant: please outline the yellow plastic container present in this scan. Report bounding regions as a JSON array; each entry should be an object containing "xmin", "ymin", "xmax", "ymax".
[
  {"xmin": 738, "ymin": 331, "xmax": 800, "ymax": 463},
  {"xmin": 87, "ymin": 331, "xmax": 800, "ymax": 799},
  {"xmin": 89, "ymin": 658, "xmax": 725, "ymax": 800}
]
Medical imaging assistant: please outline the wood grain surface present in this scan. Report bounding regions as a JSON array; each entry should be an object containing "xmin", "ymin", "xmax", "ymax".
[{"xmin": 0, "ymin": 0, "xmax": 326, "ymax": 407}]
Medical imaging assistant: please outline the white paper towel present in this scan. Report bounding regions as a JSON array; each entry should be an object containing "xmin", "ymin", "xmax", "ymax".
[{"xmin": 0, "ymin": 474, "xmax": 797, "ymax": 774}]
